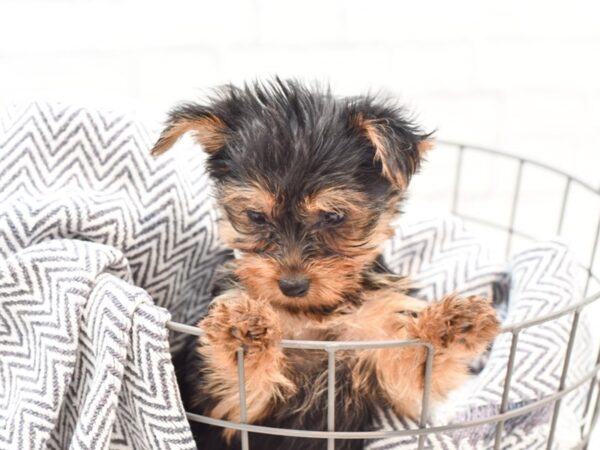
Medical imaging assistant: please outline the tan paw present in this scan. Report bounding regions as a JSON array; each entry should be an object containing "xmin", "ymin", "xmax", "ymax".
[
  {"xmin": 414, "ymin": 294, "xmax": 500, "ymax": 355},
  {"xmin": 199, "ymin": 292, "xmax": 281, "ymax": 354}
]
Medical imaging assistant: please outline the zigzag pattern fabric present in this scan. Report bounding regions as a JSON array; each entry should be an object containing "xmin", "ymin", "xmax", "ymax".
[
  {"xmin": 0, "ymin": 103, "xmax": 593, "ymax": 449},
  {"xmin": 370, "ymin": 219, "xmax": 593, "ymax": 450},
  {"xmin": 1, "ymin": 241, "xmax": 195, "ymax": 450},
  {"xmin": 0, "ymin": 103, "xmax": 225, "ymax": 449}
]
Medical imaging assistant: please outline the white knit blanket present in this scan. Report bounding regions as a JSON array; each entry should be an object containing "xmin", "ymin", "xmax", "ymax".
[{"xmin": 0, "ymin": 103, "xmax": 592, "ymax": 450}]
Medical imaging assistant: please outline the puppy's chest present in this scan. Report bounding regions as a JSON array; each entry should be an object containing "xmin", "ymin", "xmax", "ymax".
[
  {"xmin": 276, "ymin": 309, "xmax": 335, "ymax": 341},
  {"xmin": 275, "ymin": 310, "xmax": 346, "ymax": 377}
]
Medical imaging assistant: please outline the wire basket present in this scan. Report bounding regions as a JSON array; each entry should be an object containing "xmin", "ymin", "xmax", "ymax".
[{"xmin": 167, "ymin": 142, "xmax": 600, "ymax": 450}]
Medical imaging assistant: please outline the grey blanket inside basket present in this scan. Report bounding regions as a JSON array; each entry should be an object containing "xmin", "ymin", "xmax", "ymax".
[
  {"xmin": 370, "ymin": 218, "xmax": 593, "ymax": 450},
  {"xmin": 0, "ymin": 103, "xmax": 592, "ymax": 450}
]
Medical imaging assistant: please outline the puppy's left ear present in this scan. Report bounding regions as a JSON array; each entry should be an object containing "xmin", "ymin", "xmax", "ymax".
[
  {"xmin": 150, "ymin": 103, "xmax": 228, "ymax": 156},
  {"xmin": 353, "ymin": 110, "xmax": 433, "ymax": 190}
]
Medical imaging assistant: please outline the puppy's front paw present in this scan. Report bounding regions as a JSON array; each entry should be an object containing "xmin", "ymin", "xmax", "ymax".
[
  {"xmin": 415, "ymin": 294, "xmax": 500, "ymax": 355},
  {"xmin": 200, "ymin": 294, "xmax": 281, "ymax": 354}
]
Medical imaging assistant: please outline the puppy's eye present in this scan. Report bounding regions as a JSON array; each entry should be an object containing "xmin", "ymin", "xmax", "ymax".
[
  {"xmin": 321, "ymin": 211, "xmax": 345, "ymax": 226},
  {"xmin": 246, "ymin": 210, "xmax": 268, "ymax": 225}
]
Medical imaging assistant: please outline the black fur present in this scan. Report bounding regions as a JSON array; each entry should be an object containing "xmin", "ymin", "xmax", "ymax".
[
  {"xmin": 173, "ymin": 79, "xmax": 427, "ymax": 187},
  {"xmin": 164, "ymin": 79, "xmax": 430, "ymax": 266},
  {"xmin": 166, "ymin": 79, "xmax": 432, "ymax": 450},
  {"xmin": 175, "ymin": 331, "xmax": 383, "ymax": 450}
]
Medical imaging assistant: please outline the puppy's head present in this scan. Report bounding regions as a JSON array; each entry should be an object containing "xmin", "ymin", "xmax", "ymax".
[{"xmin": 151, "ymin": 79, "xmax": 432, "ymax": 314}]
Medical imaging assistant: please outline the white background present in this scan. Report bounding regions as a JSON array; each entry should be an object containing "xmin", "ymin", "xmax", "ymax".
[
  {"xmin": 1, "ymin": 0, "xmax": 598, "ymax": 188},
  {"xmin": 1, "ymin": 0, "xmax": 599, "ymax": 444},
  {"xmin": 1, "ymin": 0, "xmax": 597, "ymax": 276}
]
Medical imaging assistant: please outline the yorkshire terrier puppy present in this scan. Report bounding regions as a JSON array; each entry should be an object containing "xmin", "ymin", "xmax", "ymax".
[{"xmin": 152, "ymin": 79, "xmax": 499, "ymax": 450}]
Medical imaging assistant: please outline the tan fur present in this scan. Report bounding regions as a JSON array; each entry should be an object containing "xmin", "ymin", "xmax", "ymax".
[
  {"xmin": 220, "ymin": 186, "xmax": 401, "ymax": 317},
  {"xmin": 234, "ymin": 252, "xmax": 365, "ymax": 315},
  {"xmin": 217, "ymin": 183, "xmax": 277, "ymax": 253},
  {"xmin": 354, "ymin": 113, "xmax": 408, "ymax": 190},
  {"xmin": 220, "ymin": 183, "xmax": 277, "ymax": 220},
  {"xmin": 333, "ymin": 292, "xmax": 499, "ymax": 418},
  {"xmin": 196, "ymin": 161, "xmax": 499, "ymax": 439},
  {"xmin": 302, "ymin": 188, "xmax": 398, "ymax": 259},
  {"xmin": 199, "ymin": 283, "xmax": 500, "ymax": 435},
  {"xmin": 302, "ymin": 188, "xmax": 369, "ymax": 220},
  {"xmin": 150, "ymin": 114, "xmax": 226, "ymax": 156},
  {"xmin": 197, "ymin": 292, "xmax": 295, "ymax": 442},
  {"xmin": 417, "ymin": 139, "xmax": 434, "ymax": 155}
]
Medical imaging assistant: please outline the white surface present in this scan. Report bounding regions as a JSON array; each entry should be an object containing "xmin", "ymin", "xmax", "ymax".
[
  {"xmin": 1, "ymin": 0, "xmax": 599, "ymax": 446},
  {"xmin": 0, "ymin": 0, "xmax": 598, "ymax": 189}
]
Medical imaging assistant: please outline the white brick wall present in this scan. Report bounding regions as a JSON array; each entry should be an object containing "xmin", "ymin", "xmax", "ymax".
[
  {"xmin": 0, "ymin": 0, "xmax": 597, "ymax": 228},
  {"xmin": 1, "ymin": 0, "xmax": 599, "ymax": 444},
  {"xmin": 1, "ymin": 0, "xmax": 598, "ymax": 186},
  {"xmin": 0, "ymin": 0, "xmax": 600, "ymax": 185},
  {"xmin": 1, "ymin": 0, "xmax": 598, "ymax": 257}
]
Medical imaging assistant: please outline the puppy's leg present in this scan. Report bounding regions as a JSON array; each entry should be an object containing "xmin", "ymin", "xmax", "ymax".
[
  {"xmin": 196, "ymin": 290, "xmax": 295, "ymax": 434},
  {"xmin": 346, "ymin": 293, "xmax": 499, "ymax": 419}
]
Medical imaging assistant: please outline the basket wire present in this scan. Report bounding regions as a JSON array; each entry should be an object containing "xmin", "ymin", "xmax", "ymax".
[{"xmin": 167, "ymin": 142, "xmax": 600, "ymax": 450}]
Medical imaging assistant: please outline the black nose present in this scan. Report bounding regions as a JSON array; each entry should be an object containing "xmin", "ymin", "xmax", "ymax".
[{"xmin": 278, "ymin": 277, "xmax": 310, "ymax": 297}]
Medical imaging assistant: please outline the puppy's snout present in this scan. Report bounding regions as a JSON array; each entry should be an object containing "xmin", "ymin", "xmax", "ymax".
[{"xmin": 278, "ymin": 276, "xmax": 310, "ymax": 297}]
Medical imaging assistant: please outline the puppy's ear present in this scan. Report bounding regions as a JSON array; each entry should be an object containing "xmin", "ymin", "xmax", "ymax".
[
  {"xmin": 353, "ymin": 110, "xmax": 433, "ymax": 190},
  {"xmin": 150, "ymin": 103, "xmax": 228, "ymax": 156}
]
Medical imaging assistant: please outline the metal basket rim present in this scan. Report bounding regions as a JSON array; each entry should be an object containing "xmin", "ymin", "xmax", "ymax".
[
  {"xmin": 437, "ymin": 139, "xmax": 599, "ymax": 195},
  {"xmin": 168, "ymin": 142, "xmax": 600, "ymax": 448},
  {"xmin": 168, "ymin": 141, "xmax": 600, "ymax": 344}
]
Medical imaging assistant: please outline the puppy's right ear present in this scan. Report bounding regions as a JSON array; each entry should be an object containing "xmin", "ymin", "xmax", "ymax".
[{"xmin": 150, "ymin": 103, "xmax": 228, "ymax": 156}]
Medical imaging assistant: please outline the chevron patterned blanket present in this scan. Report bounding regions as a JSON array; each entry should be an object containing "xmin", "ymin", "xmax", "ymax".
[
  {"xmin": 0, "ymin": 103, "xmax": 593, "ymax": 450},
  {"xmin": 373, "ymin": 219, "xmax": 593, "ymax": 449}
]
